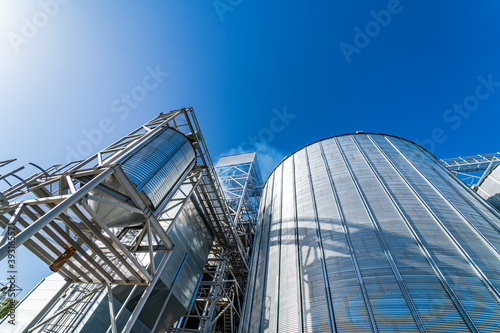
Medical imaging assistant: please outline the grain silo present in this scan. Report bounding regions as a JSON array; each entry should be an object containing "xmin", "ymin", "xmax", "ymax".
[{"xmin": 241, "ymin": 133, "xmax": 500, "ymax": 332}]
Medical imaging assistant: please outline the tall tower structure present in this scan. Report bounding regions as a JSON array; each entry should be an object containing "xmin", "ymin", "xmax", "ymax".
[
  {"xmin": 216, "ymin": 152, "xmax": 262, "ymax": 255},
  {"xmin": 169, "ymin": 152, "xmax": 262, "ymax": 333},
  {"xmin": 241, "ymin": 133, "xmax": 500, "ymax": 332},
  {"xmin": 0, "ymin": 108, "xmax": 254, "ymax": 333}
]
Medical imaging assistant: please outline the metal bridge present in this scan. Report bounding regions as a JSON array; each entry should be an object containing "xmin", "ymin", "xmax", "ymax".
[{"xmin": 440, "ymin": 152, "xmax": 500, "ymax": 187}]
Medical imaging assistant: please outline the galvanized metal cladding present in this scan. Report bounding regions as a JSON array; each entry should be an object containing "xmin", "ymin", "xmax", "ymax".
[
  {"xmin": 477, "ymin": 164, "xmax": 500, "ymax": 212},
  {"xmin": 119, "ymin": 128, "xmax": 196, "ymax": 210},
  {"xmin": 89, "ymin": 127, "xmax": 196, "ymax": 228},
  {"xmin": 241, "ymin": 133, "xmax": 500, "ymax": 333},
  {"xmin": 3, "ymin": 106, "xmax": 500, "ymax": 333},
  {"xmin": 67, "ymin": 197, "xmax": 213, "ymax": 333},
  {"xmin": 0, "ymin": 109, "xmax": 250, "ymax": 333}
]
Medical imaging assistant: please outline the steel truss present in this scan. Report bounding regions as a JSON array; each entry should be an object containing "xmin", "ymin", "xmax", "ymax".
[
  {"xmin": 217, "ymin": 155, "xmax": 261, "ymax": 253},
  {"xmin": 0, "ymin": 108, "xmax": 250, "ymax": 332},
  {"xmin": 170, "ymin": 153, "xmax": 262, "ymax": 333},
  {"xmin": 441, "ymin": 152, "xmax": 500, "ymax": 187}
]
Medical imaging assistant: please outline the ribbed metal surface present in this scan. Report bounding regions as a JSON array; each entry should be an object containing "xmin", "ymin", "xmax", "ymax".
[
  {"xmin": 120, "ymin": 128, "xmax": 196, "ymax": 209},
  {"xmin": 477, "ymin": 164, "xmax": 500, "ymax": 212},
  {"xmin": 111, "ymin": 197, "xmax": 214, "ymax": 332},
  {"xmin": 18, "ymin": 127, "xmax": 209, "ymax": 332},
  {"xmin": 43, "ymin": 197, "xmax": 214, "ymax": 333},
  {"xmin": 241, "ymin": 133, "xmax": 500, "ymax": 333},
  {"xmin": 89, "ymin": 128, "xmax": 195, "ymax": 228}
]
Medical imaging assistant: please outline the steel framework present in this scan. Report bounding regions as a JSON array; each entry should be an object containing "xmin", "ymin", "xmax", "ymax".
[
  {"xmin": 170, "ymin": 153, "xmax": 262, "ymax": 333},
  {"xmin": 440, "ymin": 152, "xmax": 500, "ymax": 187},
  {"xmin": 0, "ymin": 108, "xmax": 251, "ymax": 332}
]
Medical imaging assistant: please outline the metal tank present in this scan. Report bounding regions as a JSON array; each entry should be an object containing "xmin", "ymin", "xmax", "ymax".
[
  {"xmin": 241, "ymin": 133, "xmax": 500, "ymax": 333},
  {"xmin": 477, "ymin": 164, "xmax": 500, "ymax": 212},
  {"xmin": 12, "ymin": 198, "xmax": 214, "ymax": 333},
  {"xmin": 3, "ymin": 125, "xmax": 215, "ymax": 333},
  {"xmin": 77, "ymin": 196, "xmax": 214, "ymax": 332},
  {"xmin": 89, "ymin": 127, "xmax": 196, "ymax": 227},
  {"xmin": 64, "ymin": 127, "xmax": 214, "ymax": 332}
]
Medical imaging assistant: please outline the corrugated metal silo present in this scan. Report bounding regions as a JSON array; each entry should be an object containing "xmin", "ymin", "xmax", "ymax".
[
  {"xmin": 89, "ymin": 127, "xmax": 196, "ymax": 227},
  {"xmin": 76, "ymin": 196, "xmax": 214, "ymax": 332},
  {"xmin": 241, "ymin": 133, "xmax": 500, "ymax": 332},
  {"xmin": 4, "ymin": 125, "xmax": 215, "ymax": 333},
  {"xmin": 81, "ymin": 127, "xmax": 214, "ymax": 332}
]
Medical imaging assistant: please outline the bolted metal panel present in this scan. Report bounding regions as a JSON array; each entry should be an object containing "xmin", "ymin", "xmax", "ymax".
[{"xmin": 241, "ymin": 133, "xmax": 500, "ymax": 333}]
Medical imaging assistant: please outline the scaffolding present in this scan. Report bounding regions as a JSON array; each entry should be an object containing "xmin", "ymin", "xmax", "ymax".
[
  {"xmin": 170, "ymin": 152, "xmax": 262, "ymax": 333},
  {"xmin": 0, "ymin": 108, "xmax": 251, "ymax": 332},
  {"xmin": 440, "ymin": 152, "xmax": 500, "ymax": 187}
]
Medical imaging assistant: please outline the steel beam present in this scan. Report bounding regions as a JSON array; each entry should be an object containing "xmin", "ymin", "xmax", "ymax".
[{"xmin": 0, "ymin": 167, "xmax": 114, "ymax": 261}]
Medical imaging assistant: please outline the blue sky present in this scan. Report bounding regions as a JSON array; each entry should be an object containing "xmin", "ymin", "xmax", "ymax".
[{"xmin": 1, "ymin": 0, "xmax": 500, "ymax": 298}]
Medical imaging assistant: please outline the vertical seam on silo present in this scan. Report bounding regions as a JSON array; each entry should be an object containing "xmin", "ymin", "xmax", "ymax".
[
  {"xmin": 136, "ymin": 136, "xmax": 190, "ymax": 191},
  {"xmin": 412, "ymin": 143, "xmax": 500, "ymax": 235},
  {"xmin": 154, "ymin": 158, "xmax": 197, "ymax": 214},
  {"xmin": 292, "ymin": 155, "xmax": 305, "ymax": 333},
  {"xmin": 402, "ymin": 140, "xmax": 500, "ymax": 256},
  {"xmin": 384, "ymin": 137, "xmax": 500, "ymax": 303},
  {"xmin": 257, "ymin": 171, "xmax": 275, "ymax": 333},
  {"xmin": 275, "ymin": 164, "xmax": 283, "ymax": 332},
  {"xmin": 351, "ymin": 135, "xmax": 427, "ymax": 333},
  {"xmin": 304, "ymin": 146, "xmax": 337, "ymax": 333},
  {"xmin": 241, "ymin": 182, "xmax": 268, "ymax": 333},
  {"xmin": 320, "ymin": 139, "xmax": 378, "ymax": 333},
  {"xmin": 367, "ymin": 135, "xmax": 479, "ymax": 332},
  {"xmin": 339, "ymin": 136, "xmax": 424, "ymax": 331},
  {"xmin": 417, "ymin": 145, "xmax": 500, "ymax": 221}
]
